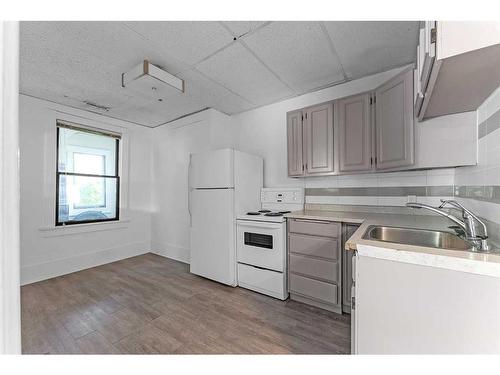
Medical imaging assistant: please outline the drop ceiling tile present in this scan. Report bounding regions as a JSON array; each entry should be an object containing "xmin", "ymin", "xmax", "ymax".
[
  {"xmin": 243, "ymin": 21, "xmax": 346, "ymax": 93},
  {"xmin": 178, "ymin": 69, "xmax": 254, "ymax": 114},
  {"xmin": 20, "ymin": 43, "xmax": 123, "ymax": 105},
  {"xmin": 20, "ymin": 21, "xmax": 203, "ymax": 127},
  {"xmin": 222, "ymin": 21, "xmax": 269, "ymax": 37},
  {"xmin": 21, "ymin": 21, "xmax": 189, "ymax": 75},
  {"xmin": 124, "ymin": 21, "xmax": 234, "ymax": 66},
  {"xmin": 323, "ymin": 21, "xmax": 419, "ymax": 79},
  {"xmin": 114, "ymin": 93, "xmax": 206, "ymax": 126},
  {"xmin": 214, "ymin": 92, "xmax": 256, "ymax": 115},
  {"xmin": 196, "ymin": 42, "xmax": 294, "ymax": 105},
  {"xmin": 20, "ymin": 21, "xmax": 420, "ymax": 128}
]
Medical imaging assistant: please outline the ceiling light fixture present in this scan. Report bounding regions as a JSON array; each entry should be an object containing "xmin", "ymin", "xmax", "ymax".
[{"xmin": 121, "ymin": 60, "xmax": 184, "ymax": 95}]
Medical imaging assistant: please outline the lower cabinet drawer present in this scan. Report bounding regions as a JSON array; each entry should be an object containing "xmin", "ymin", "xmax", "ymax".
[
  {"xmin": 290, "ymin": 254, "xmax": 338, "ymax": 282},
  {"xmin": 289, "ymin": 233, "xmax": 339, "ymax": 260},
  {"xmin": 289, "ymin": 219, "xmax": 340, "ymax": 238},
  {"xmin": 237, "ymin": 263, "xmax": 287, "ymax": 300},
  {"xmin": 289, "ymin": 274, "xmax": 338, "ymax": 304}
]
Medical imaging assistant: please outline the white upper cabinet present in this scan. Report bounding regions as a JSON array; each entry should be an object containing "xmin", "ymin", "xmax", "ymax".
[
  {"xmin": 337, "ymin": 93, "xmax": 373, "ymax": 173},
  {"xmin": 416, "ymin": 21, "xmax": 500, "ymax": 121},
  {"xmin": 375, "ymin": 69, "xmax": 415, "ymax": 170},
  {"xmin": 304, "ymin": 103, "xmax": 334, "ymax": 175}
]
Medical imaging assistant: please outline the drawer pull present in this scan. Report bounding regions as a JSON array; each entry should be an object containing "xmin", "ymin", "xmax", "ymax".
[{"xmin": 293, "ymin": 219, "xmax": 332, "ymax": 224}]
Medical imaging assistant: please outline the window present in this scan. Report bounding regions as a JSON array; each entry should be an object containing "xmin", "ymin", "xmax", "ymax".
[{"xmin": 56, "ymin": 121, "xmax": 120, "ymax": 225}]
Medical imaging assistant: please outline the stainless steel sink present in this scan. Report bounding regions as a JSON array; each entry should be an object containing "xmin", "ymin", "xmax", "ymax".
[{"xmin": 362, "ymin": 225, "xmax": 474, "ymax": 251}]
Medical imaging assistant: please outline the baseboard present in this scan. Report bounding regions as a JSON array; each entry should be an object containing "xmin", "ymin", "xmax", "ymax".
[
  {"xmin": 150, "ymin": 241, "xmax": 190, "ymax": 264},
  {"xmin": 21, "ymin": 241, "xmax": 150, "ymax": 285}
]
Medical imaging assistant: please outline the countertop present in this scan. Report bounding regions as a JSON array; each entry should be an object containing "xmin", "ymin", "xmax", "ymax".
[{"xmin": 285, "ymin": 209, "xmax": 500, "ymax": 277}]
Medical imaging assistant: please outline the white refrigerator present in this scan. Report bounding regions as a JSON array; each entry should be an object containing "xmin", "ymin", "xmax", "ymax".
[{"xmin": 189, "ymin": 148, "xmax": 263, "ymax": 286}]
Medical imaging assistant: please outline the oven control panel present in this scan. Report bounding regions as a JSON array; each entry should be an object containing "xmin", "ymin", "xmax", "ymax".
[{"xmin": 260, "ymin": 188, "xmax": 304, "ymax": 204}]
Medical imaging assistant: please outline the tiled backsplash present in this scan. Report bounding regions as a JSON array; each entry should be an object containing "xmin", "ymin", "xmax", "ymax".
[
  {"xmin": 455, "ymin": 86, "xmax": 500, "ymax": 226},
  {"xmin": 304, "ymin": 168, "xmax": 455, "ymax": 207}
]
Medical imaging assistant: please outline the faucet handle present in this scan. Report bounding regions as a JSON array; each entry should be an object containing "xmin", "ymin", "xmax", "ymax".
[{"xmin": 448, "ymin": 225, "xmax": 466, "ymax": 237}]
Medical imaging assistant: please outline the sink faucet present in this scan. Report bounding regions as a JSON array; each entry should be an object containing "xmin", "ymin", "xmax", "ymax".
[
  {"xmin": 438, "ymin": 199, "xmax": 488, "ymax": 238},
  {"xmin": 406, "ymin": 201, "xmax": 490, "ymax": 252}
]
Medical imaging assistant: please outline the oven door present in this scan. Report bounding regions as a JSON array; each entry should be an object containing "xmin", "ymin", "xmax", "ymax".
[{"xmin": 236, "ymin": 220, "xmax": 285, "ymax": 272}]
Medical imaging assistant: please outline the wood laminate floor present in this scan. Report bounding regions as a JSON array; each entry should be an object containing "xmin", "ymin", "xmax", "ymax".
[{"xmin": 21, "ymin": 253, "xmax": 351, "ymax": 354}]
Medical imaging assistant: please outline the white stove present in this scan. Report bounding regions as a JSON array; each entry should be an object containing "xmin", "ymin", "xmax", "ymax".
[
  {"xmin": 237, "ymin": 188, "xmax": 304, "ymax": 223},
  {"xmin": 236, "ymin": 188, "xmax": 304, "ymax": 300}
]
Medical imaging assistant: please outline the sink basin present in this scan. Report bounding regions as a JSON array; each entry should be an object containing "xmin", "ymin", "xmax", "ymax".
[{"xmin": 362, "ymin": 225, "xmax": 474, "ymax": 251}]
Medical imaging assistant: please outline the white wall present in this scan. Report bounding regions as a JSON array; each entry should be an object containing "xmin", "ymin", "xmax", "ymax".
[
  {"xmin": 19, "ymin": 95, "xmax": 153, "ymax": 284},
  {"xmin": 1, "ymin": 21, "xmax": 21, "ymax": 354},
  {"xmin": 150, "ymin": 108, "xmax": 236, "ymax": 263}
]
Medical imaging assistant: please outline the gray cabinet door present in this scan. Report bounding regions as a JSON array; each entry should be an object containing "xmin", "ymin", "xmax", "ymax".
[
  {"xmin": 287, "ymin": 110, "xmax": 304, "ymax": 177},
  {"xmin": 304, "ymin": 103, "xmax": 334, "ymax": 175},
  {"xmin": 337, "ymin": 93, "xmax": 373, "ymax": 172},
  {"xmin": 375, "ymin": 69, "xmax": 415, "ymax": 170}
]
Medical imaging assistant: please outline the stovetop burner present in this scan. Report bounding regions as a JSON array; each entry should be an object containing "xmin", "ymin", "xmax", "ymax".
[
  {"xmin": 244, "ymin": 210, "xmax": 291, "ymax": 218},
  {"xmin": 264, "ymin": 212, "xmax": 283, "ymax": 217}
]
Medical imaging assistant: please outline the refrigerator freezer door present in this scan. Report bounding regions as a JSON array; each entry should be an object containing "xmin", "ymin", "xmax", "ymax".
[
  {"xmin": 190, "ymin": 148, "xmax": 234, "ymax": 189},
  {"xmin": 190, "ymin": 188, "xmax": 236, "ymax": 286}
]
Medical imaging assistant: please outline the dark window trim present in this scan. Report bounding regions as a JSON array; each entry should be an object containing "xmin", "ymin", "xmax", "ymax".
[{"xmin": 56, "ymin": 123, "xmax": 120, "ymax": 226}]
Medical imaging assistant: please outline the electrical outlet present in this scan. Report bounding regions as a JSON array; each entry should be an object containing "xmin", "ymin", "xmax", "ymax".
[{"xmin": 407, "ymin": 195, "xmax": 417, "ymax": 203}]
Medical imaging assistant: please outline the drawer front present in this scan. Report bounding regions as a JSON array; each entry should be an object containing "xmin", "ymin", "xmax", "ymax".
[
  {"xmin": 237, "ymin": 263, "xmax": 287, "ymax": 300},
  {"xmin": 289, "ymin": 219, "xmax": 340, "ymax": 238},
  {"xmin": 290, "ymin": 274, "xmax": 338, "ymax": 304},
  {"xmin": 290, "ymin": 254, "xmax": 338, "ymax": 282},
  {"xmin": 289, "ymin": 233, "xmax": 339, "ymax": 260}
]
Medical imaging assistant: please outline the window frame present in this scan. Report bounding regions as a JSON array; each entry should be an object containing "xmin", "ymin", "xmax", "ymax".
[{"xmin": 55, "ymin": 122, "xmax": 121, "ymax": 226}]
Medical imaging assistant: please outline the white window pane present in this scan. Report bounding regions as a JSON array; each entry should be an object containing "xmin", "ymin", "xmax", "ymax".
[
  {"xmin": 73, "ymin": 153, "xmax": 105, "ymax": 175},
  {"xmin": 58, "ymin": 175, "xmax": 118, "ymax": 224}
]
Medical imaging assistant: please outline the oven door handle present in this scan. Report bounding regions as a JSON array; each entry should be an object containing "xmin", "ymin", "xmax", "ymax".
[{"xmin": 237, "ymin": 221, "xmax": 282, "ymax": 230}]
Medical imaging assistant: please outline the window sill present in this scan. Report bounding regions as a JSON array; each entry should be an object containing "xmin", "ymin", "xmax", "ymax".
[{"xmin": 38, "ymin": 218, "xmax": 130, "ymax": 237}]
